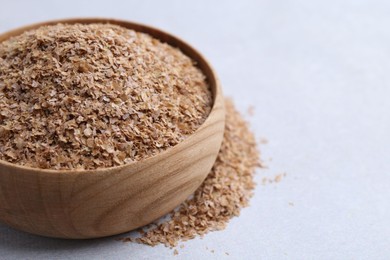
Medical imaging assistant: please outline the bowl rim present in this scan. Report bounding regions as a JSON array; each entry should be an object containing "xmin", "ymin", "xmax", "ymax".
[{"xmin": 0, "ymin": 17, "xmax": 222, "ymax": 174}]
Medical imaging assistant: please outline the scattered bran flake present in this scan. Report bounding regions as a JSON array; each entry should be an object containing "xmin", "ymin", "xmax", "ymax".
[
  {"xmin": 225, "ymin": 252, "xmax": 230, "ymax": 256},
  {"xmin": 173, "ymin": 249, "xmax": 178, "ymax": 256},
  {"xmin": 274, "ymin": 174, "xmax": 283, "ymax": 183},
  {"xmin": 261, "ymin": 173, "xmax": 287, "ymax": 186},
  {"xmin": 259, "ymin": 138, "xmax": 268, "ymax": 145},
  {"xmin": 0, "ymin": 23, "xmax": 211, "ymax": 170},
  {"xmin": 180, "ymin": 245, "xmax": 184, "ymax": 249},
  {"xmin": 211, "ymin": 249, "xmax": 215, "ymax": 253},
  {"xmin": 120, "ymin": 98, "xmax": 262, "ymax": 247},
  {"xmin": 247, "ymin": 105, "xmax": 255, "ymax": 116}
]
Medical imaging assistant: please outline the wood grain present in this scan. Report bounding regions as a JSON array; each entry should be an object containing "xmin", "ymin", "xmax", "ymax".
[{"xmin": 0, "ymin": 18, "xmax": 225, "ymax": 239}]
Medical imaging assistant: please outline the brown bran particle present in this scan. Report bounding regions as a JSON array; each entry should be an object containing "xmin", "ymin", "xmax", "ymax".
[
  {"xmin": 274, "ymin": 174, "xmax": 283, "ymax": 183},
  {"xmin": 120, "ymin": 98, "xmax": 262, "ymax": 247},
  {"xmin": 0, "ymin": 23, "xmax": 211, "ymax": 170},
  {"xmin": 247, "ymin": 105, "xmax": 255, "ymax": 116}
]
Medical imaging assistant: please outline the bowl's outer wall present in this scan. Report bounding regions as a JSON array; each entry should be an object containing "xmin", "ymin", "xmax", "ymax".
[{"xmin": 0, "ymin": 18, "xmax": 225, "ymax": 238}]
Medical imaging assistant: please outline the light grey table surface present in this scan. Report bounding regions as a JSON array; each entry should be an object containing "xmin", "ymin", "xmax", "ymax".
[{"xmin": 0, "ymin": 0, "xmax": 389, "ymax": 259}]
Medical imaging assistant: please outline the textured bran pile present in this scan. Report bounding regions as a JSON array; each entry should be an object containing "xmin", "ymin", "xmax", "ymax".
[
  {"xmin": 0, "ymin": 23, "xmax": 211, "ymax": 170},
  {"xmin": 120, "ymin": 99, "xmax": 261, "ymax": 247}
]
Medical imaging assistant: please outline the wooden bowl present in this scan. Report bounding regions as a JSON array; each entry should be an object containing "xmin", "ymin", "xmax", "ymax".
[{"xmin": 0, "ymin": 18, "xmax": 225, "ymax": 239}]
